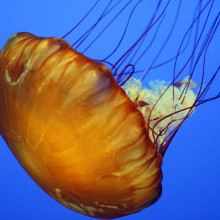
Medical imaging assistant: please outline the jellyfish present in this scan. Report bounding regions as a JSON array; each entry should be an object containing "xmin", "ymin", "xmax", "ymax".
[{"xmin": 0, "ymin": 1, "xmax": 219, "ymax": 219}]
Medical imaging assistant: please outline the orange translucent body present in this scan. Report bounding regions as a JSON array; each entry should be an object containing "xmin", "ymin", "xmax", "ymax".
[{"xmin": 0, "ymin": 33, "xmax": 162, "ymax": 219}]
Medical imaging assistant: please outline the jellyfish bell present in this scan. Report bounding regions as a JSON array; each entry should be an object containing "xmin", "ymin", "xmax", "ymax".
[
  {"xmin": 0, "ymin": 0, "xmax": 220, "ymax": 219},
  {"xmin": 0, "ymin": 32, "xmax": 163, "ymax": 219}
]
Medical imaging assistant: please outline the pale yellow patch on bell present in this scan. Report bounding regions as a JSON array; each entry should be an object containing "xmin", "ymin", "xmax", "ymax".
[{"xmin": 5, "ymin": 57, "xmax": 31, "ymax": 86}]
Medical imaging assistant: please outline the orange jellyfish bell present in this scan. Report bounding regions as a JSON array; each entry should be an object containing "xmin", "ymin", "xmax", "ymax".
[{"xmin": 0, "ymin": 32, "xmax": 163, "ymax": 219}]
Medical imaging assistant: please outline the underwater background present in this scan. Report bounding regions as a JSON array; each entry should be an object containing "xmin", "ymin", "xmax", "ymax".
[{"xmin": 0, "ymin": 1, "xmax": 219, "ymax": 220}]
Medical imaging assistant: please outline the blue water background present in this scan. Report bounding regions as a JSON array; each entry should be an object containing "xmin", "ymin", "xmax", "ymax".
[{"xmin": 0, "ymin": 1, "xmax": 219, "ymax": 220}]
